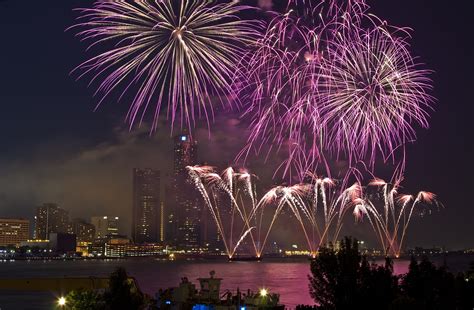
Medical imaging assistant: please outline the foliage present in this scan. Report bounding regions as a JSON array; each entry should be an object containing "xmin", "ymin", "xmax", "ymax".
[
  {"xmin": 400, "ymin": 257, "xmax": 473, "ymax": 310},
  {"xmin": 308, "ymin": 237, "xmax": 397, "ymax": 309},
  {"xmin": 308, "ymin": 237, "xmax": 473, "ymax": 309},
  {"xmin": 65, "ymin": 289, "xmax": 105, "ymax": 310},
  {"xmin": 103, "ymin": 267, "xmax": 148, "ymax": 310},
  {"xmin": 66, "ymin": 267, "xmax": 154, "ymax": 310}
]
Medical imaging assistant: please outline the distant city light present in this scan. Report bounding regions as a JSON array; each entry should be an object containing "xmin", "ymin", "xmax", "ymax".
[
  {"xmin": 181, "ymin": 136, "xmax": 187, "ymax": 142},
  {"xmin": 57, "ymin": 297, "xmax": 67, "ymax": 307}
]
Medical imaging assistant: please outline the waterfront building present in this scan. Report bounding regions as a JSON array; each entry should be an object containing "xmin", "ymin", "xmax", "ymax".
[
  {"xmin": 34, "ymin": 203, "xmax": 69, "ymax": 240},
  {"xmin": 90, "ymin": 236, "xmax": 165, "ymax": 257},
  {"xmin": 20, "ymin": 239, "xmax": 49, "ymax": 249},
  {"xmin": 91, "ymin": 216, "xmax": 119, "ymax": 239},
  {"xmin": 407, "ymin": 246, "xmax": 447, "ymax": 256},
  {"xmin": 172, "ymin": 134, "xmax": 201, "ymax": 249},
  {"xmin": 132, "ymin": 168, "xmax": 161, "ymax": 243},
  {"xmin": 70, "ymin": 218, "xmax": 95, "ymax": 242},
  {"xmin": 0, "ymin": 218, "xmax": 30, "ymax": 247},
  {"xmin": 76, "ymin": 241, "xmax": 91, "ymax": 257}
]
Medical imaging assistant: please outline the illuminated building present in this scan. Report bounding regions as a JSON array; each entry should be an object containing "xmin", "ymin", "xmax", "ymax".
[
  {"xmin": 132, "ymin": 168, "xmax": 161, "ymax": 243},
  {"xmin": 20, "ymin": 239, "xmax": 50, "ymax": 249},
  {"xmin": 91, "ymin": 236, "xmax": 165, "ymax": 257},
  {"xmin": 0, "ymin": 218, "xmax": 30, "ymax": 247},
  {"xmin": 70, "ymin": 219, "xmax": 95, "ymax": 242},
  {"xmin": 34, "ymin": 203, "xmax": 69, "ymax": 240},
  {"xmin": 172, "ymin": 134, "xmax": 201, "ymax": 248},
  {"xmin": 160, "ymin": 201, "xmax": 165, "ymax": 242},
  {"xmin": 91, "ymin": 216, "xmax": 119, "ymax": 239},
  {"xmin": 76, "ymin": 241, "xmax": 91, "ymax": 256}
]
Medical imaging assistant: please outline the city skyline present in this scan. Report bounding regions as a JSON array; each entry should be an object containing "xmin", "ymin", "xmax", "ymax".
[
  {"xmin": 0, "ymin": 0, "xmax": 472, "ymax": 250},
  {"xmin": 0, "ymin": 1, "xmax": 472, "ymax": 308}
]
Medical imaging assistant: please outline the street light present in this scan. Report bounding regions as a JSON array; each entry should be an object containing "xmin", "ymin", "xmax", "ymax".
[
  {"xmin": 57, "ymin": 296, "xmax": 67, "ymax": 307},
  {"xmin": 259, "ymin": 288, "xmax": 268, "ymax": 297}
]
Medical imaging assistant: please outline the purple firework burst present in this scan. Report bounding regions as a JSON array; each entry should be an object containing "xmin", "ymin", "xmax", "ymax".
[
  {"xmin": 235, "ymin": 0, "xmax": 434, "ymax": 180},
  {"xmin": 318, "ymin": 23, "xmax": 434, "ymax": 169}
]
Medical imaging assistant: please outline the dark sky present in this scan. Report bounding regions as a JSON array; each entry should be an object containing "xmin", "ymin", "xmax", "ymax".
[{"xmin": 0, "ymin": 0, "xmax": 472, "ymax": 249}]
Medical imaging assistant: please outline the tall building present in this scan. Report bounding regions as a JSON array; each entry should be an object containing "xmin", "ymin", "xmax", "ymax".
[
  {"xmin": 172, "ymin": 134, "xmax": 201, "ymax": 248},
  {"xmin": 0, "ymin": 218, "xmax": 30, "ymax": 247},
  {"xmin": 91, "ymin": 216, "xmax": 119, "ymax": 239},
  {"xmin": 132, "ymin": 168, "xmax": 161, "ymax": 244},
  {"xmin": 34, "ymin": 203, "xmax": 69, "ymax": 240},
  {"xmin": 70, "ymin": 219, "xmax": 95, "ymax": 243}
]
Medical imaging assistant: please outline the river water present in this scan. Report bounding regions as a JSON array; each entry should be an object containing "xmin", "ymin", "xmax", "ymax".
[{"xmin": 0, "ymin": 255, "xmax": 471, "ymax": 309}]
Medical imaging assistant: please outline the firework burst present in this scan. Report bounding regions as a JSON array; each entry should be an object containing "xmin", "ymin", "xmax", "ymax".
[
  {"xmin": 235, "ymin": 0, "xmax": 434, "ymax": 180},
  {"xmin": 319, "ymin": 24, "xmax": 434, "ymax": 169},
  {"xmin": 71, "ymin": 0, "xmax": 259, "ymax": 132}
]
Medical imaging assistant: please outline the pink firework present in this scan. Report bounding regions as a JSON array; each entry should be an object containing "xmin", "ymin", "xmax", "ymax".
[
  {"xmin": 319, "ymin": 23, "xmax": 434, "ymax": 169},
  {"xmin": 234, "ymin": 0, "xmax": 370, "ymax": 180},
  {"xmin": 71, "ymin": 0, "xmax": 259, "ymax": 132},
  {"xmin": 236, "ymin": 0, "xmax": 434, "ymax": 181}
]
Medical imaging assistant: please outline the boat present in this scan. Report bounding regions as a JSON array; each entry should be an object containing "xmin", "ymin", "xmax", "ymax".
[{"xmin": 156, "ymin": 271, "xmax": 284, "ymax": 310}]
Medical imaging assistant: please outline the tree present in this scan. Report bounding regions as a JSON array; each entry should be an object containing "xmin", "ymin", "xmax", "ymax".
[
  {"xmin": 359, "ymin": 257, "xmax": 399, "ymax": 309},
  {"xmin": 308, "ymin": 237, "xmax": 398, "ymax": 309},
  {"xmin": 66, "ymin": 289, "xmax": 105, "ymax": 310},
  {"xmin": 401, "ymin": 256, "xmax": 458, "ymax": 310},
  {"xmin": 103, "ymin": 267, "xmax": 147, "ymax": 310}
]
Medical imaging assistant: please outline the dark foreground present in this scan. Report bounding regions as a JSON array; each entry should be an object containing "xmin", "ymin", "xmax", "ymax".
[{"xmin": 0, "ymin": 253, "xmax": 472, "ymax": 309}]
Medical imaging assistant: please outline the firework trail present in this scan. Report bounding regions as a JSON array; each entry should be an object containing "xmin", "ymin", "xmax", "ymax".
[
  {"xmin": 353, "ymin": 179, "xmax": 442, "ymax": 257},
  {"xmin": 71, "ymin": 0, "xmax": 259, "ymax": 132},
  {"xmin": 280, "ymin": 176, "xmax": 361, "ymax": 255},
  {"xmin": 189, "ymin": 166, "xmax": 442, "ymax": 257},
  {"xmin": 187, "ymin": 165, "xmax": 285, "ymax": 258}
]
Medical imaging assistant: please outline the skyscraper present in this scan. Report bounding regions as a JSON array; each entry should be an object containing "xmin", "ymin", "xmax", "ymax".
[
  {"xmin": 91, "ymin": 216, "xmax": 120, "ymax": 239},
  {"xmin": 34, "ymin": 203, "xmax": 69, "ymax": 240},
  {"xmin": 132, "ymin": 168, "xmax": 161, "ymax": 244},
  {"xmin": 70, "ymin": 218, "xmax": 96, "ymax": 243},
  {"xmin": 172, "ymin": 134, "xmax": 201, "ymax": 248}
]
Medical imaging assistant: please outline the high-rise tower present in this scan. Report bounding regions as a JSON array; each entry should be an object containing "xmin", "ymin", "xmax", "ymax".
[
  {"xmin": 172, "ymin": 134, "xmax": 201, "ymax": 248},
  {"xmin": 34, "ymin": 203, "xmax": 69, "ymax": 240},
  {"xmin": 132, "ymin": 168, "xmax": 161, "ymax": 244}
]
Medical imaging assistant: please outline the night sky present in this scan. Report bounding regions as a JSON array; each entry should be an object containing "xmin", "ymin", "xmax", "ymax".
[{"xmin": 0, "ymin": 1, "xmax": 472, "ymax": 249}]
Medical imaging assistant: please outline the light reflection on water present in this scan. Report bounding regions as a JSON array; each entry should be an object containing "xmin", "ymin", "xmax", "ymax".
[{"xmin": 0, "ymin": 256, "xmax": 470, "ymax": 309}]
